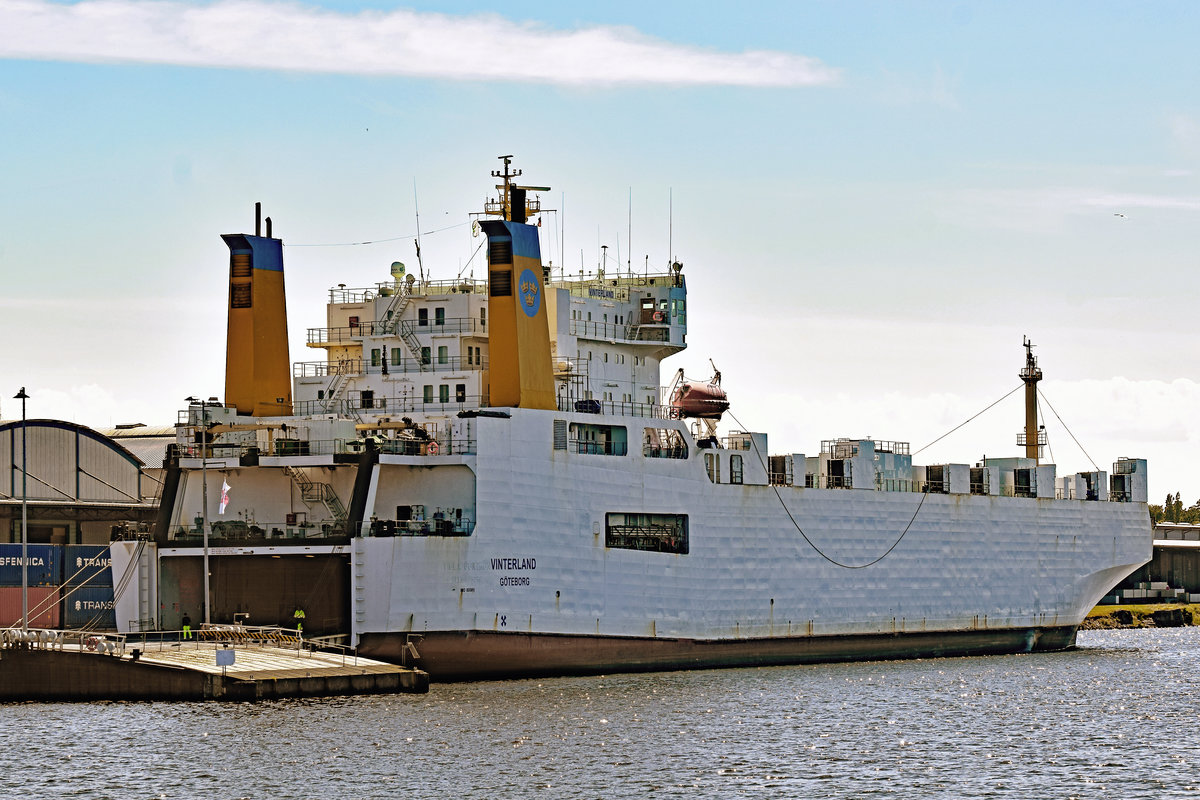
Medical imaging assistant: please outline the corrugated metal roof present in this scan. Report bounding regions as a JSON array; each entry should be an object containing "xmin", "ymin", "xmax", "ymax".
[
  {"xmin": 95, "ymin": 425, "xmax": 178, "ymax": 438},
  {"xmin": 93, "ymin": 425, "xmax": 177, "ymax": 468},
  {"xmin": 114, "ymin": 436, "xmax": 174, "ymax": 467}
]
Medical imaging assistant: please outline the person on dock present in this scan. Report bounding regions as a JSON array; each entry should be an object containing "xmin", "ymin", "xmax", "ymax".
[
  {"xmin": 293, "ymin": 606, "xmax": 305, "ymax": 635},
  {"xmin": 182, "ymin": 612, "xmax": 192, "ymax": 640}
]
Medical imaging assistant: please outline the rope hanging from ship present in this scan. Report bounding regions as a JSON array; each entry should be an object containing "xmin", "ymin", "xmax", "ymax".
[
  {"xmin": 728, "ymin": 409, "xmax": 928, "ymax": 569},
  {"xmin": 727, "ymin": 380, "xmax": 1036, "ymax": 570}
]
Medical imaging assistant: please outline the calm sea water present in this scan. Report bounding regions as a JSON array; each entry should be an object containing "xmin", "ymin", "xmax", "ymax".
[{"xmin": 4, "ymin": 628, "xmax": 1199, "ymax": 799}]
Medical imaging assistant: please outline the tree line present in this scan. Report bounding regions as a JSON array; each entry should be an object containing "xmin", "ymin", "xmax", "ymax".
[{"xmin": 1151, "ymin": 493, "xmax": 1200, "ymax": 524}]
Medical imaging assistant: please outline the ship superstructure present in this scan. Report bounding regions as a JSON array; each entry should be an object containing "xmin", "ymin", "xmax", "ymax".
[{"xmin": 126, "ymin": 158, "xmax": 1152, "ymax": 680}]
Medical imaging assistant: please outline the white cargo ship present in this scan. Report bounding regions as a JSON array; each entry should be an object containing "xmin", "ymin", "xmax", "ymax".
[{"xmin": 134, "ymin": 157, "xmax": 1152, "ymax": 680}]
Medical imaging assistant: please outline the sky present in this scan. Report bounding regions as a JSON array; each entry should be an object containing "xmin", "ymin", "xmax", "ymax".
[{"xmin": 1, "ymin": 0, "xmax": 1198, "ymax": 504}]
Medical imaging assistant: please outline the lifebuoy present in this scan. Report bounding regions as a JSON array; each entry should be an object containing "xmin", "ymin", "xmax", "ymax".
[
  {"xmin": 84, "ymin": 635, "xmax": 99, "ymax": 651},
  {"xmin": 427, "ymin": 441, "xmax": 439, "ymax": 455},
  {"xmin": 652, "ymin": 311, "xmax": 665, "ymax": 323}
]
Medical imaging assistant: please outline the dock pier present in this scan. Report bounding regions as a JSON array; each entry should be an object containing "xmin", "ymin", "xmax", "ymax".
[{"xmin": 0, "ymin": 626, "xmax": 429, "ymax": 701}]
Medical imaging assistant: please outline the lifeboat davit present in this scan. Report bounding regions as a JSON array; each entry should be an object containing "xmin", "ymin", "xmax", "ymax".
[{"xmin": 670, "ymin": 380, "xmax": 730, "ymax": 420}]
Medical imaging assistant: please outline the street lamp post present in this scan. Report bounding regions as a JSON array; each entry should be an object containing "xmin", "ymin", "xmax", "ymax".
[
  {"xmin": 13, "ymin": 388, "xmax": 28, "ymax": 631},
  {"xmin": 187, "ymin": 396, "xmax": 219, "ymax": 626}
]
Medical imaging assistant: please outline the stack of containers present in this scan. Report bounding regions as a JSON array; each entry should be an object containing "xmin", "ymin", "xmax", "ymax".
[
  {"xmin": 0, "ymin": 543, "xmax": 62, "ymax": 628},
  {"xmin": 63, "ymin": 545, "xmax": 117, "ymax": 630}
]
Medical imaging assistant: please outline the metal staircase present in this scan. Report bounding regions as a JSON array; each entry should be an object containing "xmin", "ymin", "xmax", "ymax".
[
  {"xmin": 397, "ymin": 320, "xmax": 425, "ymax": 369},
  {"xmin": 321, "ymin": 370, "xmax": 351, "ymax": 413},
  {"xmin": 285, "ymin": 466, "xmax": 348, "ymax": 524},
  {"xmin": 381, "ymin": 288, "xmax": 424, "ymax": 368},
  {"xmin": 380, "ymin": 286, "xmax": 410, "ymax": 334}
]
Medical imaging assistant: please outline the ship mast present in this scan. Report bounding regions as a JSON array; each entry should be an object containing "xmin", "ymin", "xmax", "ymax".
[
  {"xmin": 1018, "ymin": 337, "xmax": 1045, "ymax": 463},
  {"xmin": 492, "ymin": 155, "xmax": 520, "ymax": 222}
]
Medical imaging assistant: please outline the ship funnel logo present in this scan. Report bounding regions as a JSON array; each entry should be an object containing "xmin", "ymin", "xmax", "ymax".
[{"xmin": 518, "ymin": 268, "xmax": 541, "ymax": 318}]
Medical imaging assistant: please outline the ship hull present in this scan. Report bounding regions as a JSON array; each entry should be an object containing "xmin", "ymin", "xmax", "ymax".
[{"xmin": 359, "ymin": 625, "xmax": 1079, "ymax": 681}]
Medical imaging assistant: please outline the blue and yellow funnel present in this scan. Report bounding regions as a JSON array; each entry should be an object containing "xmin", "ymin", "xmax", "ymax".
[
  {"xmin": 222, "ymin": 208, "xmax": 292, "ymax": 416},
  {"xmin": 481, "ymin": 215, "xmax": 555, "ymax": 410}
]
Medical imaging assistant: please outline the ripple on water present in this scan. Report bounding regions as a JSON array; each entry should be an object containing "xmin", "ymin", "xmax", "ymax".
[{"xmin": 2, "ymin": 628, "xmax": 1200, "ymax": 798}]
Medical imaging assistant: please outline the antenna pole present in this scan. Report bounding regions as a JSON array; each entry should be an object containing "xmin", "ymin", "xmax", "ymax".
[
  {"xmin": 413, "ymin": 179, "xmax": 425, "ymax": 284},
  {"xmin": 627, "ymin": 187, "xmax": 632, "ymax": 275},
  {"xmin": 668, "ymin": 188, "xmax": 673, "ymax": 267}
]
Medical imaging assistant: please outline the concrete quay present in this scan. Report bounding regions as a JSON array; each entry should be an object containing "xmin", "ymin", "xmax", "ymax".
[{"xmin": 0, "ymin": 628, "xmax": 429, "ymax": 701}]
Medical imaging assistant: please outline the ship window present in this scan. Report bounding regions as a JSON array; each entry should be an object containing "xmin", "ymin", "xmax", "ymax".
[
  {"xmin": 568, "ymin": 423, "xmax": 627, "ymax": 456},
  {"xmin": 361, "ymin": 390, "xmax": 374, "ymax": 409},
  {"xmin": 423, "ymin": 385, "xmax": 433, "ymax": 403},
  {"xmin": 480, "ymin": 307, "xmax": 486, "ymax": 327},
  {"xmin": 467, "ymin": 348, "xmax": 473, "ymax": 366},
  {"xmin": 391, "ymin": 348, "xmax": 402, "ymax": 366},
  {"xmin": 455, "ymin": 384, "xmax": 466, "ymax": 403},
  {"xmin": 317, "ymin": 390, "xmax": 325, "ymax": 400},
  {"xmin": 421, "ymin": 347, "xmax": 431, "ymax": 365},
  {"xmin": 348, "ymin": 315, "xmax": 360, "ymax": 330},
  {"xmin": 605, "ymin": 513, "xmax": 688, "ymax": 555},
  {"xmin": 418, "ymin": 308, "xmax": 428, "ymax": 326},
  {"xmin": 731, "ymin": 455, "xmax": 743, "ymax": 485},
  {"xmin": 438, "ymin": 346, "xmax": 448, "ymax": 364},
  {"xmin": 705, "ymin": 452, "xmax": 719, "ymax": 483},
  {"xmin": 435, "ymin": 307, "xmax": 446, "ymax": 326},
  {"xmin": 439, "ymin": 385, "xmax": 450, "ymax": 403},
  {"xmin": 231, "ymin": 283, "xmax": 252, "ymax": 309},
  {"xmin": 371, "ymin": 348, "xmax": 381, "ymax": 367},
  {"xmin": 643, "ymin": 428, "xmax": 687, "ymax": 459}
]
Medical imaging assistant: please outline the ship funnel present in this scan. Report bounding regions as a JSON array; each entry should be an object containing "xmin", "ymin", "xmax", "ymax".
[
  {"xmin": 481, "ymin": 156, "xmax": 554, "ymax": 410},
  {"xmin": 222, "ymin": 203, "xmax": 292, "ymax": 416}
]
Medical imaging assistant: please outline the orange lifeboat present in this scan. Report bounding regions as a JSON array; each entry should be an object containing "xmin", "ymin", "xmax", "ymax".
[{"xmin": 670, "ymin": 379, "xmax": 730, "ymax": 419}]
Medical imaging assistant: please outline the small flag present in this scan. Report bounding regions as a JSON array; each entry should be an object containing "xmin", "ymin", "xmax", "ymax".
[{"xmin": 219, "ymin": 480, "xmax": 231, "ymax": 514}]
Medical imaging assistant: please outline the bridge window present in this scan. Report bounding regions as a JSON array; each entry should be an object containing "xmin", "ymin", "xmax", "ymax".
[
  {"xmin": 569, "ymin": 423, "xmax": 627, "ymax": 456},
  {"xmin": 730, "ymin": 454, "xmax": 743, "ymax": 485},
  {"xmin": 606, "ymin": 512, "xmax": 688, "ymax": 555}
]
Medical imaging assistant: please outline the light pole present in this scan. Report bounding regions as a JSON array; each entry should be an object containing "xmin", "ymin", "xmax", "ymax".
[
  {"xmin": 13, "ymin": 388, "xmax": 28, "ymax": 631},
  {"xmin": 187, "ymin": 396, "xmax": 219, "ymax": 626}
]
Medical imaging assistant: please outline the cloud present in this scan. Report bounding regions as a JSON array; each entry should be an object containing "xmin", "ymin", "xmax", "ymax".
[{"xmin": 0, "ymin": 0, "xmax": 841, "ymax": 87}]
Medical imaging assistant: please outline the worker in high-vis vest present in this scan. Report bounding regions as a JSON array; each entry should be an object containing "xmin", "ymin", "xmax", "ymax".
[
  {"xmin": 181, "ymin": 612, "xmax": 192, "ymax": 640},
  {"xmin": 293, "ymin": 606, "xmax": 306, "ymax": 634}
]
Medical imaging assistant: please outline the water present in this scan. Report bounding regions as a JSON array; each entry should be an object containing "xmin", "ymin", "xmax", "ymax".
[{"xmin": 4, "ymin": 628, "xmax": 1200, "ymax": 799}]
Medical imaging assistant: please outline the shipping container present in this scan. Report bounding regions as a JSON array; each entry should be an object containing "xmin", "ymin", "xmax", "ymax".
[
  {"xmin": 0, "ymin": 586, "xmax": 61, "ymax": 628},
  {"xmin": 62, "ymin": 584, "xmax": 117, "ymax": 630},
  {"xmin": 64, "ymin": 545, "xmax": 114, "ymax": 587},
  {"xmin": 0, "ymin": 544, "xmax": 61, "ymax": 587}
]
